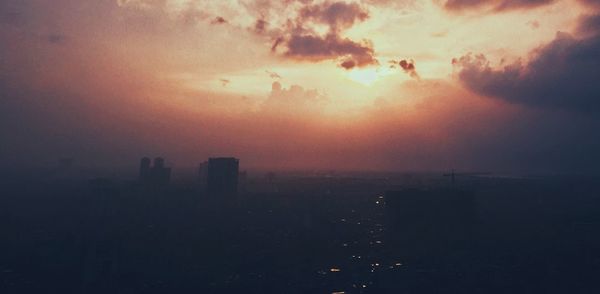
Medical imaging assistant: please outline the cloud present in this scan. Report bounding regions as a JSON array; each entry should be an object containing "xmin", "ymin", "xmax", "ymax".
[
  {"xmin": 527, "ymin": 20, "xmax": 540, "ymax": 29},
  {"xmin": 112, "ymin": 0, "xmax": 379, "ymax": 70},
  {"xmin": 444, "ymin": 0, "xmax": 555, "ymax": 12},
  {"xmin": 261, "ymin": 81, "xmax": 326, "ymax": 116},
  {"xmin": 266, "ymin": 70, "xmax": 282, "ymax": 79},
  {"xmin": 211, "ymin": 16, "xmax": 227, "ymax": 25},
  {"xmin": 578, "ymin": 13, "xmax": 600, "ymax": 36},
  {"xmin": 254, "ymin": 18, "xmax": 268, "ymax": 33},
  {"xmin": 248, "ymin": 1, "xmax": 378, "ymax": 70},
  {"xmin": 389, "ymin": 59, "xmax": 420, "ymax": 79},
  {"xmin": 578, "ymin": 0, "xmax": 600, "ymax": 9},
  {"xmin": 5, "ymin": 0, "xmax": 600, "ymax": 173},
  {"xmin": 361, "ymin": 0, "xmax": 418, "ymax": 9},
  {"xmin": 299, "ymin": 1, "xmax": 369, "ymax": 31},
  {"xmin": 267, "ymin": 81, "xmax": 324, "ymax": 104},
  {"xmin": 271, "ymin": 37, "xmax": 284, "ymax": 52},
  {"xmin": 453, "ymin": 31, "xmax": 600, "ymax": 113},
  {"xmin": 284, "ymin": 34, "xmax": 377, "ymax": 69}
]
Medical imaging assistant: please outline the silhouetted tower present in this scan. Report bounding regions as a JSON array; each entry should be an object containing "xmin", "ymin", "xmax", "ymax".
[
  {"xmin": 139, "ymin": 157, "xmax": 151, "ymax": 180},
  {"xmin": 139, "ymin": 157, "xmax": 171, "ymax": 186},
  {"xmin": 239, "ymin": 170, "xmax": 248, "ymax": 193},
  {"xmin": 154, "ymin": 157, "xmax": 165, "ymax": 169},
  {"xmin": 151, "ymin": 157, "xmax": 171, "ymax": 185},
  {"xmin": 198, "ymin": 161, "xmax": 209, "ymax": 186},
  {"xmin": 207, "ymin": 157, "xmax": 239, "ymax": 196}
]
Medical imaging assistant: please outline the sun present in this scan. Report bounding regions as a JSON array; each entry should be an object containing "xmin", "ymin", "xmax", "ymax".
[{"xmin": 345, "ymin": 67, "xmax": 394, "ymax": 86}]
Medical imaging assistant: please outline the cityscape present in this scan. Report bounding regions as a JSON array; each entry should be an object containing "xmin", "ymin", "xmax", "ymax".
[
  {"xmin": 2, "ymin": 0, "xmax": 600, "ymax": 293},
  {"xmin": 2, "ymin": 158, "xmax": 600, "ymax": 293}
]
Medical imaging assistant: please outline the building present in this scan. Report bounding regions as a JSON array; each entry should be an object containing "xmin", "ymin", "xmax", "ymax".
[
  {"xmin": 139, "ymin": 157, "xmax": 151, "ymax": 180},
  {"xmin": 139, "ymin": 157, "xmax": 171, "ymax": 186},
  {"xmin": 207, "ymin": 157, "xmax": 239, "ymax": 196},
  {"xmin": 198, "ymin": 161, "xmax": 209, "ymax": 186}
]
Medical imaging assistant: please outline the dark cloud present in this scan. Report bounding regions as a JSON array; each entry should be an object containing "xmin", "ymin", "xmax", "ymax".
[
  {"xmin": 285, "ymin": 34, "xmax": 377, "ymax": 69},
  {"xmin": 249, "ymin": 1, "xmax": 377, "ymax": 70},
  {"xmin": 578, "ymin": 0, "xmax": 600, "ymax": 9},
  {"xmin": 365, "ymin": 0, "xmax": 416, "ymax": 7},
  {"xmin": 390, "ymin": 59, "xmax": 420, "ymax": 79},
  {"xmin": 210, "ymin": 16, "xmax": 227, "ymax": 25},
  {"xmin": 578, "ymin": 13, "xmax": 600, "ymax": 36},
  {"xmin": 266, "ymin": 70, "xmax": 282, "ymax": 79},
  {"xmin": 299, "ymin": 1, "xmax": 369, "ymax": 31},
  {"xmin": 444, "ymin": 0, "xmax": 555, "ymax": 12},
  {"xmin": 254, "ymin": 19, "xmax": 268, "ymax": 33},
  {"xmin": 340, "ymin": 59, "xmax": 357, "ymax": 69},
  {"xmin": 365, "ymin": 80, "xmax": 600, "ymax": 174},
  {"xmin": 454, "ymin": 32, "xmax": 600, "ymax": 113},
  {"xmin": 271, "ymin": 37, "xmax": 284, "ymax": 52},
  {"xmin": 399, "ymin": 59, "xmax": 419, "ymax": 79}
]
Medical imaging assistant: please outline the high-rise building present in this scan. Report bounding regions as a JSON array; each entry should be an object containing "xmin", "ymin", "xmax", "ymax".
[
  {"xmin": 207, "ymin": 157, "xmax": 239, "ymax": 196},
  {"xmin": 139, "ymin": 157, "xmax": 171, "ymax": 186},
  {"xmin": 139, "ymin": 157, "xmax": 151, "ymax": 180},
  {"xmin": 151, "ymin": 157, "xmax": 171, "ymax": 185},
  {"xmin": 198, "ymin": 161, "xmax": 209, "ymax": 186}
]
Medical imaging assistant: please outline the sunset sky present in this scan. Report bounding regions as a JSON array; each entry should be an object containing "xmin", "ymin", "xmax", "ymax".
[{"xmin": 1, "ymin": 0, "xmax": 600, "ymax": 172}]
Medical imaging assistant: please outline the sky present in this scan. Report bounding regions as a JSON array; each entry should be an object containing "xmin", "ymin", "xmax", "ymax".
[{"xmin": 1, "ymin": 0, "xmax": 599, "ymax": 173}]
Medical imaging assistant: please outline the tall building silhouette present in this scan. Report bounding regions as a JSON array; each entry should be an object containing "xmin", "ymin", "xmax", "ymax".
[
  {"xmin": 207, "ymin": 157, "xmax": 239, "ymax": 196},
  {"xmin": 139, "ymin": 157, "xmax": 151, "ymax": 180},
  {"xmin": 139, "ymin": 157, "xmax": 171, "ymax": 186},
  {"xmin": 198, "ymin": 161, "xmax": 208, "ymax": 186}
]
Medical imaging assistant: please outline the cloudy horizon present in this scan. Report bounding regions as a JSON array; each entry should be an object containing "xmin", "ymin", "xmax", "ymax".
[{"xmin": 1, "ymin": 0, "xmax": 599, "ymax": 173}]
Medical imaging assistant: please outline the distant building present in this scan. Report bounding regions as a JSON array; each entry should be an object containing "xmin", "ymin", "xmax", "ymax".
[
  {"xmin": 139, "ymin": 157, "xmax": 151, "ymax": 180},
  {"xmin": 139, "ymin": 157, "xmax": 171, "ymax": 186},
  {"xmin": 207, "ymin": 157, "xmax": 239, "ymax": 196},
  {"xmin": 239, "ymin": 170, "xmax": 248, "ymax": 193},
  {"xmin": 198, "ymin": 161, "xmax": 208, "ymax": 186}
]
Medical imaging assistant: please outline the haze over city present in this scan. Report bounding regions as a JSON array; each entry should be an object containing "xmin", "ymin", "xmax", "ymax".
[{"xmin": 2, "ymin": 1, "xmax": 600, "ymax": 293}]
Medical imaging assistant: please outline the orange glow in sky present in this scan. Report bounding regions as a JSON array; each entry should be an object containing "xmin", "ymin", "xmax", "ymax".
[{"xmin": 1, "ymin": 0, "xmax": 599, "ymax": 172}]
